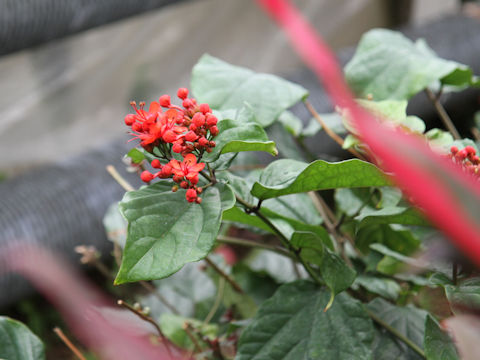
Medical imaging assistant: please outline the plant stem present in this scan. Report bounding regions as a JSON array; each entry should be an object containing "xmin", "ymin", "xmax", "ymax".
[
  {"xmin": 182, "ymin": 322, "xmax": 203, "ymax": 354},
  {"xmin": 203, "ymin": 277, "xmax": 225, "ymax": 325},
  {"xmin": 216, "ymin": 235, "xmax": 292, "ymax": 258},
  {"xmin": 367, "ymin": 309, "xmax": 426, "ymax": 359},
  {"xmin": 106, "ymin": 165, "xmax": 135, "ymax": 192},
  {"xmin": 304, "ymin": 100, "xmax": 367, "ymax": 160},
  {"xmin": 117, "ymin": 299, "xmax": 173, "ymax": 359},
  {"xmin": 425, "ymin": 88, "xmax": 461, "ymax": 140},
  {"xmin": 204, "ymin": 257, "xmax": 244, "ymax": 294},
  {"xmin": 53, "ymin": 327, "xmax": 87, "ymax": 360}
]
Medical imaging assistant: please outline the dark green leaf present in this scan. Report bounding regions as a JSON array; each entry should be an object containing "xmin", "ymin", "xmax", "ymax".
[
  {"xmin": 345, "ymin": 29, "xmax": 480, "ymax": 101},
  {"xmin": 424, "ymin": 315, "xmax": 459, "ymax": 360},
  {"xmin": 115, "ymin": 183, "xmax": 235, "ymax": 283},
  {"xmin": 368, "ymin": 298, "xmax": 427, "ymax": 360},
  {"xmin": 0, "ymin": 317, "xmax": 45, "ymax": 360},
  {"xmin": 191, "ymin": 54, "xmax": 308, "ymax": 127},
  {"xmin": 251, "ymin": 159, "xmax": 390, "ymax": 200},
  {"xmin": 236, "ymin": 281, "xmax": 374, "ymax": 360}
]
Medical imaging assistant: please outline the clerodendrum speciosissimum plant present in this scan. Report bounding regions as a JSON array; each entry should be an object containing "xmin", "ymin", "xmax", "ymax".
[{"xmin": 124, "ymin": 88, "xmax": 219, "ymax": 203}]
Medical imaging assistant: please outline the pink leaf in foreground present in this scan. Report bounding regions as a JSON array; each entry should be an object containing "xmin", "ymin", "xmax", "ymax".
[
  {"xmin": 0, "ymin": 243, "xmax": 180, "ymax": 360},
  {"xmin": 257, "ymin": 0, "xmax": 480, "ymax": 265}
]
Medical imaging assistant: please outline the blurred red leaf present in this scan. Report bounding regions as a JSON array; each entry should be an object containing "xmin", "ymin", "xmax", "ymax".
[
  {"xmin": 0, "ymin": 243, "xmax": 180, "ymax": 360},
  {"xmin": 256, "ymin": 0, "xmax": 480, "ymax": 265}
]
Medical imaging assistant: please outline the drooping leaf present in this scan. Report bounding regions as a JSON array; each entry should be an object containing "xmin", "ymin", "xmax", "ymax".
[
  {"xmin": 251, "ymin": 159, "xmax": 390, "ymax": 200},
  {"xmin": 344, "ymin": 29, "xmax": 479, "ymax": 100},
  {"xmin": 424, "ymin": 315, "xmax": 459, "ymax": 360},
  {"xmin": 368, "ymin": 298, "xmax": 427, "ymax": 360},
  {"xmin": 191, "ymin": 54, "xmax": 308, "ymax": 127},
  {"xmin": 356, "ymin": 224, "xmax": 420, "ymax": 255},
  {"xmin": 115, "ymin": 182, "xmax": 235, "ymax": 284},
  {"xmin": 257, "ymin": 0, "xmax": 480, "ymax": 268},
  {"xmin": 355, "ymin": 206, "xmax": 429, "ymax": 229},
  {"xmin": 290, "ymin": 231, "xmax": 324, "ymax": 265},
  {"xmin": 0, "ymin": 317, "xmax": 45, "ymax": 360},
  {"xmin": 445, "ymin": 277, "xmax": 480, "ymax": 314},
  {"xmin": 236, "ymin": 281, "xmax": 374, "ymax": 360}
]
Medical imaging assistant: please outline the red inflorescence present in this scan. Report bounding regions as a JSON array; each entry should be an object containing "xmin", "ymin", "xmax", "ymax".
[
  {"xmin": 448, "ymin": 145, "xmax": 480, "ymax": 179},
  {"xmin": 124, "ymin": 88, "xmax": 219, "ymax": 203}
]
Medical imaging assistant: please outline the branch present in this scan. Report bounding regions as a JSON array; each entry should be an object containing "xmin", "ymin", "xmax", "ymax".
[
  {"xmin": 304, "ymin": 100, "xmax": 367, "ymax": 160},
  {"xmin": 53, "ymin": 327, "xmax": 87, "ymax": 360},
  {"xmin": 106, "ymin": 164, "xmax": 135, "ymax": 192},
  {"xmin": 117, "ymin": 299, "xmax": 173, "ymax": 359},
  {"xmin": 425, "ymin": 88, "xmax": 461, "ymax": 140},
  {"xmin": 205, "ymin": 257, "xmax": 244, "ymax": 294},
  {"xmin": 216, "ymin": 234, "xmax": 292, "ymax": 258}
]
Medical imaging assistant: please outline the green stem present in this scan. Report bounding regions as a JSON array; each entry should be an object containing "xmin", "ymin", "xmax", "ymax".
[
  {"xmin": 367, "ymin": 309, "xmax": 426, "ymax": 359},
  {"xmin": 216, "ymin": 235, "xmax": 292, "ymax": 258}
]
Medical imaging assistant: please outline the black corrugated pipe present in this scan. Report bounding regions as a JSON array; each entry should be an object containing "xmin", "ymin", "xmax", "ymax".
[{"xmin": 0, "ymin": 0, "xmax": 189, "ymax": 56}]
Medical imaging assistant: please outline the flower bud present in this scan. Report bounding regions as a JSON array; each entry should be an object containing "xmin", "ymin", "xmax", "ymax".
[
  {"xmin": 159, "ymin": 95, "xmax": 171, "ymax": 107},
  {"xmin": 177, "ymin": 87, "xmax": 189, "ymax": 100}
]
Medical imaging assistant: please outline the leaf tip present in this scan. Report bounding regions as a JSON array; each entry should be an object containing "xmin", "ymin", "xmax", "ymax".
[{"xmin": 324, "ymin": 291, "xmax": 335, "ymax": 312}]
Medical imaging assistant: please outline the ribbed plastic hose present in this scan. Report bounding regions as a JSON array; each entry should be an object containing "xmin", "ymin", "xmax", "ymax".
[{"xmin": 0, "ymin": 0, "xmax": 187, "ymax": 55}]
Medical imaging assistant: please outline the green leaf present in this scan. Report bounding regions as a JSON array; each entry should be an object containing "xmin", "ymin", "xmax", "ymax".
[
  {"xmin": 251, "ymin": 159, "xmax": 390, "ymax": 200},
  {"xmin": 345, "ymin": 29, "xmax": 480, "ymax": 100},
  {"xmin": 126, "ymin": 148, "xmax": 146, "ymax": 164},
  {"xmin": 424, "ymin": 315, "xmax": 459, "ymax": 360},
  {"xmin": 353, "ymin": 274, "xmax": 401, "ymax": 301},
  {"xmin": 320, "ymin": 249, "xmax": 357, "ymax": 310},
  {"xmin": 115, "ymin": 182, "xmax": 235, "ymax": 284},
  {"xmin": 357, "ymin": 99, "xmax": 426, "ymax": 133},
  {"xmin": 0, "ymin": 317, "xmax": 45, "ymax": 360},
  {"xmin": 191, "ymin": 54, "xmax": 308, "ymax": 127},
  {"xmin": 425, "ymin": 128, "xmax": 454, "ymax": 150},
  {"xmin": 368, "ymin": 298, "xmax": 427, "ymax": 360},
  {"xmin": 445, "ymin": 277, "xmax": 480, "ymax": 314},
  {"xmin": 203, "ymin": 106, "xmax": 278, "ymax": 162},
  {"xmin": 236, "ymin": 281, "xmax": 374, "ymax": 360},
  {"xmin": 291, "ymin": 231, "xmax": 324, "ymax": 265}
]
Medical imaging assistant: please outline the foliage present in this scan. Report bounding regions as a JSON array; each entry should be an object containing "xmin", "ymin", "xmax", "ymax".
[{"xmin": 5, "ymin": 0, "xmax": 480, "ymax": 358}]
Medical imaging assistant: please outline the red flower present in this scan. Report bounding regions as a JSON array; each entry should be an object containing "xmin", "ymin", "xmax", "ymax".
[{"xmin": 169, "ymin": 154, "xmax": 205, "ymax": 182}]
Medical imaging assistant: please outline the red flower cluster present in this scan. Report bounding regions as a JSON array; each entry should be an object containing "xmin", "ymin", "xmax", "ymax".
[
  {"xmin": 125, "ymin": 88, "xmax": 218, "ymax": 156},
  {"xmin": 449, "ymin": 145, "xmax": 480, "ymax": 178},
  {"xmin": 125, "ymin": 88, "xmax": 219, "ymax": 203}
]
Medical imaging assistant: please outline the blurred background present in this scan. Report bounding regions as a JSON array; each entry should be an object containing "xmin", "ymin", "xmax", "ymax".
[{"xmin": 0, "ymin": 0, "xmax": 468, "ymax": 175}]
